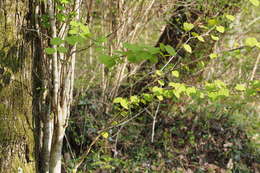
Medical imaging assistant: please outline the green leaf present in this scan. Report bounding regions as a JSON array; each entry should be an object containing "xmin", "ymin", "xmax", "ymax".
[
  {"xmin": 70, "ymin": 21, "xmax": 79, "ymax": 27},
  {"xmin": 57, "ymin": 46, "xmax": 68, "ymax": 53},
  {"xmin": 119, "ymin": 99, "xmax": 129, "ymax": 109},
  {"xmin": 79, "ymin": 24, "xmax": 90, "ymax": 35},
  {"xmin": 183, "ymin": 44, "xmax": 192, "ymax": 53},
  {"xmin": 235, "ymin": 84, "xmax": 246, "ymax": 91},
  {"xmin": 173, "ymin": 90, "xmax": 180, "ymax": 98},
  {"xmin": 113, "ymin": 97, "xmax": 129, "ymax": 109},
  {"xmin": 249, "ymin": 0, "xmax": 259, "ymax": 6},
  {"xmin": 157, "ymin": 95, "xmax": 164, "ymax": 101},
  {"xmin": 214, "ymin": 80, "xmax": 226, "ymax": 88},
  {"xmin": 158, "ymin": 80, "xmax": 165, "ymax": 86},
  {"xmin": 69, "ymin": 28, "xmax": 79, "ymax": 35},
  {"xmin": 216, "ymin": 26, "xmax": 225, "ymax": 33},
  {"xmin": 99, "ymin": 54, "xmax": 116, "ymax": 68},
  {"xmin": 165, "ymin": 45, "xmax": 176, "ymax": 56},
  {"xmin": 155, "ymin": 70, "xmax": 163, "ymax": 76},
  {"xmin": 218, "ymin": 88, "xmax": 229, "ymax": 97},
  {"xmin": 60, "ymin": 0, "xmax": 70, "ymax": 4},
  {"xmin": 245, "ymin": 37, "xmax": 258, "ymax": 47},
  {"xmin": 113, "ymin": 97, "xmax": 123, "ymax": 103},
  {"xmin": 171, "ymin": 70, "xmax": 179, "ymax": 78},
  {"xmin": 183, "ymin": 22, "xmax": 194, "ymax": 31},
  {"xmin": 209, "ymin": 53, "xmax": 218, "ymax": 59},
  {"xmin": 211, "ymin": 35, "xmax": 219, "ymax": 41},
  {"xmin": 225, "ymin": 14, "xmax": 235, "ymax": 21},
  {"xmin": 65, "ymin": 36, "xmax": 79, "ymax": 45},
  {"xmin": 57, "ymin": 13, "xmax": 66, "ymax": 22},
  {"xmin": 50, "ymin": 37, "xmax": 64, "ymax": 45},
  {"xmin": 208, "ymin": 92, "xmax": 218, "ymax": 100},
  {"xmin": 44, "ymin": 47, "xmax": 56, "ymax": 55},
  {"xmin": 130, "ymin": 96, "xmax": 139, "ymax": 104},
  {"xmin": 196, "ymin": 35, "xmax": 205, "ymax": 42},
  {"xmin": 142, "ymin": 93, "xmax": 153, "ymax": 102},
  {"xmin": 151, "ymin": 86, "xmax": 163, "ymax": 94},
  {"xmin": 57, "ymin": 5, "xmax": 66, "ymax": 10},
  {"xmin": 186, "ymin": 87, "xmax": 197, "ymax": 96},
  {"xmin": 207, "ymin": 19, "xmax": 218, "ymax": 27}
]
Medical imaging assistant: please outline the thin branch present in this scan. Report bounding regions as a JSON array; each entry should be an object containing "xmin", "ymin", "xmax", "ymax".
[
  {"xmin": 151, "ymin": 102, "xmax": 160, "ymax": 143},
  {"xmin": 250, "ymin": 52, "xmax": 260, "ymax": 81}
]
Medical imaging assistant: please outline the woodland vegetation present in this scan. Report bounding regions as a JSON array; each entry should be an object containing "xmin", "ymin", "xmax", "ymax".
[{"xmin": 0, "ymin": 0, "xmax": 259, "ymax": 172}]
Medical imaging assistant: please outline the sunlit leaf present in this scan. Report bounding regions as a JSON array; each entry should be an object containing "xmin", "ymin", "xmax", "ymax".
[
  {"xmin": 155, "ymin": 70, "xmax": 163, "ymax": 76},
  {"xmin": 186, "ymin": 87, "xmax": 197, "ymax": 96},
  {"xmin": 207, "ymin": 19, "xmax": 218, "ymax": 26},
  {"xmin": 249, "ymin": 0, "xmax": 259, "ymax": 6},
  {"xmin": 142, "ymin": 93, "xmax": 153, "ymax": 102},
  {"xmin": 211, "ymin": 35, "xmax": 219, "ymax": 41},
  {"xmin": 157, "ymin": 95, "xmax": 164, "ymax": 101},
  {"xmin": 113, "ymin": 97, "xmax": 129, "ymax": 109},
  {"xmin": 209, "ymin": 53, "xmax": 218, "ymax": 59},
  {"xmin": 50, "ymin": 37, "xmax": 64, "ymax": 45},
  {"xmin": 79, "ymin": 24, "xmax": 90, "ymax": 35},
  {"xmin": 245, "ymin": 37, "xmax": 258, "ymax": 47},
  {"xmin": 65, "ymin": 36, "xmax": 78, "ymax": 45},
  {"xmin": 196, "ymin": 35, "xmax": 205, "ymax": 42},
  {"xmin": 183, "ymin": 44, "xmax": 192, "ymax": 53},
  {"xmin": 218, "ymin": 88, "xmax": 229, "ymax": 97},
  {"xmin": 225, "ymin": 14, "xmax": 235, "ymax": 21},
  {"xmin": 216, "ymin": 26, "xmax": 225, "ymax": 33},
  {"xmin": 183, "ymin": 22, "xmax": 194, "ymax": 31},
  {"xmin": 44, "ymin": 47, "xmax": 56, "ymax": 55},
  {"xmin": 70, "ymin": 21, "xmax": 79, "ymax": 27},
  {"xmin": 171, "ymin": 70, "xmax": 179, "ymax": 78},
  {"xmin": 158, "ymin": 80, "xmax": 165, "ymax": 86},
  {"xmin": 69, "ymin": 28, "xmax": 79, "ymax": 35},
  {"xmin": 257, "ymin": 42, "xmax": 260, "ymax": 48},
  {"xmin": 235, "ymin": 84, "xmax": 246, "ymax": 91},
  {"xmin": 130, "ymin": 96, "xmax": 139, "ymax": 104},
  {"xmin": 101, "ymin": 132, "xmax": 109, "ymax": 139}
]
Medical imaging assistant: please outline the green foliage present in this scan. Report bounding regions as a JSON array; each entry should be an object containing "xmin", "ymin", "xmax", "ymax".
[
  {"xmin": 123, "ymin": 43, "xmax": 160, "ymax": 63},
  {"xmin": 183, "ymin": 22, "xmax": 194, "ymax": 32},
  {"xmin": 98, "ymin": 54, "xmax": 116, "ymax": 68},
  {"xmin": 249, "ymin": 0, "xmax": 260, "ymax": 6}
]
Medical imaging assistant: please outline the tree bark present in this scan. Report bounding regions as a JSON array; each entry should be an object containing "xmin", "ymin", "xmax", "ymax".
[{"xmin": 29, "ymin": 0, "xmax": 81, "ymax": 172}]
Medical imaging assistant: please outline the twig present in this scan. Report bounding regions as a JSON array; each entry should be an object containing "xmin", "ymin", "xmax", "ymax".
[
  {"xmin": 73, "ymin": 108, "xmax": 146, "ymax": 170},
  {"xmin": 250, "ymin": 52, "xmax": 260, "ymax": 81},
  {"xmin": 151, "ymin": 102, "xmax": 160, "ymax": 143}
]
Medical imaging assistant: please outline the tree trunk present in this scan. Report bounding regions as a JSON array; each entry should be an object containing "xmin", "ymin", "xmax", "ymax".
[{"xmin": 29, "ymin": 0, "xmax": 81, "ymax": 172}]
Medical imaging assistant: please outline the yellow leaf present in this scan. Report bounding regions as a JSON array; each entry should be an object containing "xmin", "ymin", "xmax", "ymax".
[
  {"xmin": 211, "ymin": 35, "xmax": 219, "ymax": 41},
  {"xmin": 101, "ymin": 132, "xmax": 109, "ymax": 139},
  {"xmin": 183, "ymin": 22, "xmax": 194, "ymax": 31},
  {"xmin": 183, "ymin": 44, "xmax": 192, "ymax": 53},
  {"xmin": 158, "ymin": 80, "xmax": 165, "ymax": 86},
  {"xmin": 157, "ymin": 95, "xmax": 163, "ymax": 101},
  {"xmin": 216, "ymin": 26, "xmax": 225, "ymax": 33},
  {"xmin": 155, "ymin": 70, "xmax": 163, "ymax": 76},
  {"xmin": 225, "ymin": 14, "xmax": 235, "ymax": 21},
  {"xmin": 245, "ymin": 37, "xmax": 258, "ymax": 47},
  {"xmin": 196, "ymin": 35, "xmax": 205, "ymax": 42},
  {"xmin": 171, "ymin": 70, "xmax": 180, "ymax": 78},
  {"xmin": 209, "ymin": 53, "xmax": 218, "ymax": 59}
]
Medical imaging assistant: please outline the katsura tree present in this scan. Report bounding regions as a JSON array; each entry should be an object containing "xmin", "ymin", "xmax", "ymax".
[{"xmin": 28, "ymin": 0, "xmax": 89, "ymax": 172}]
